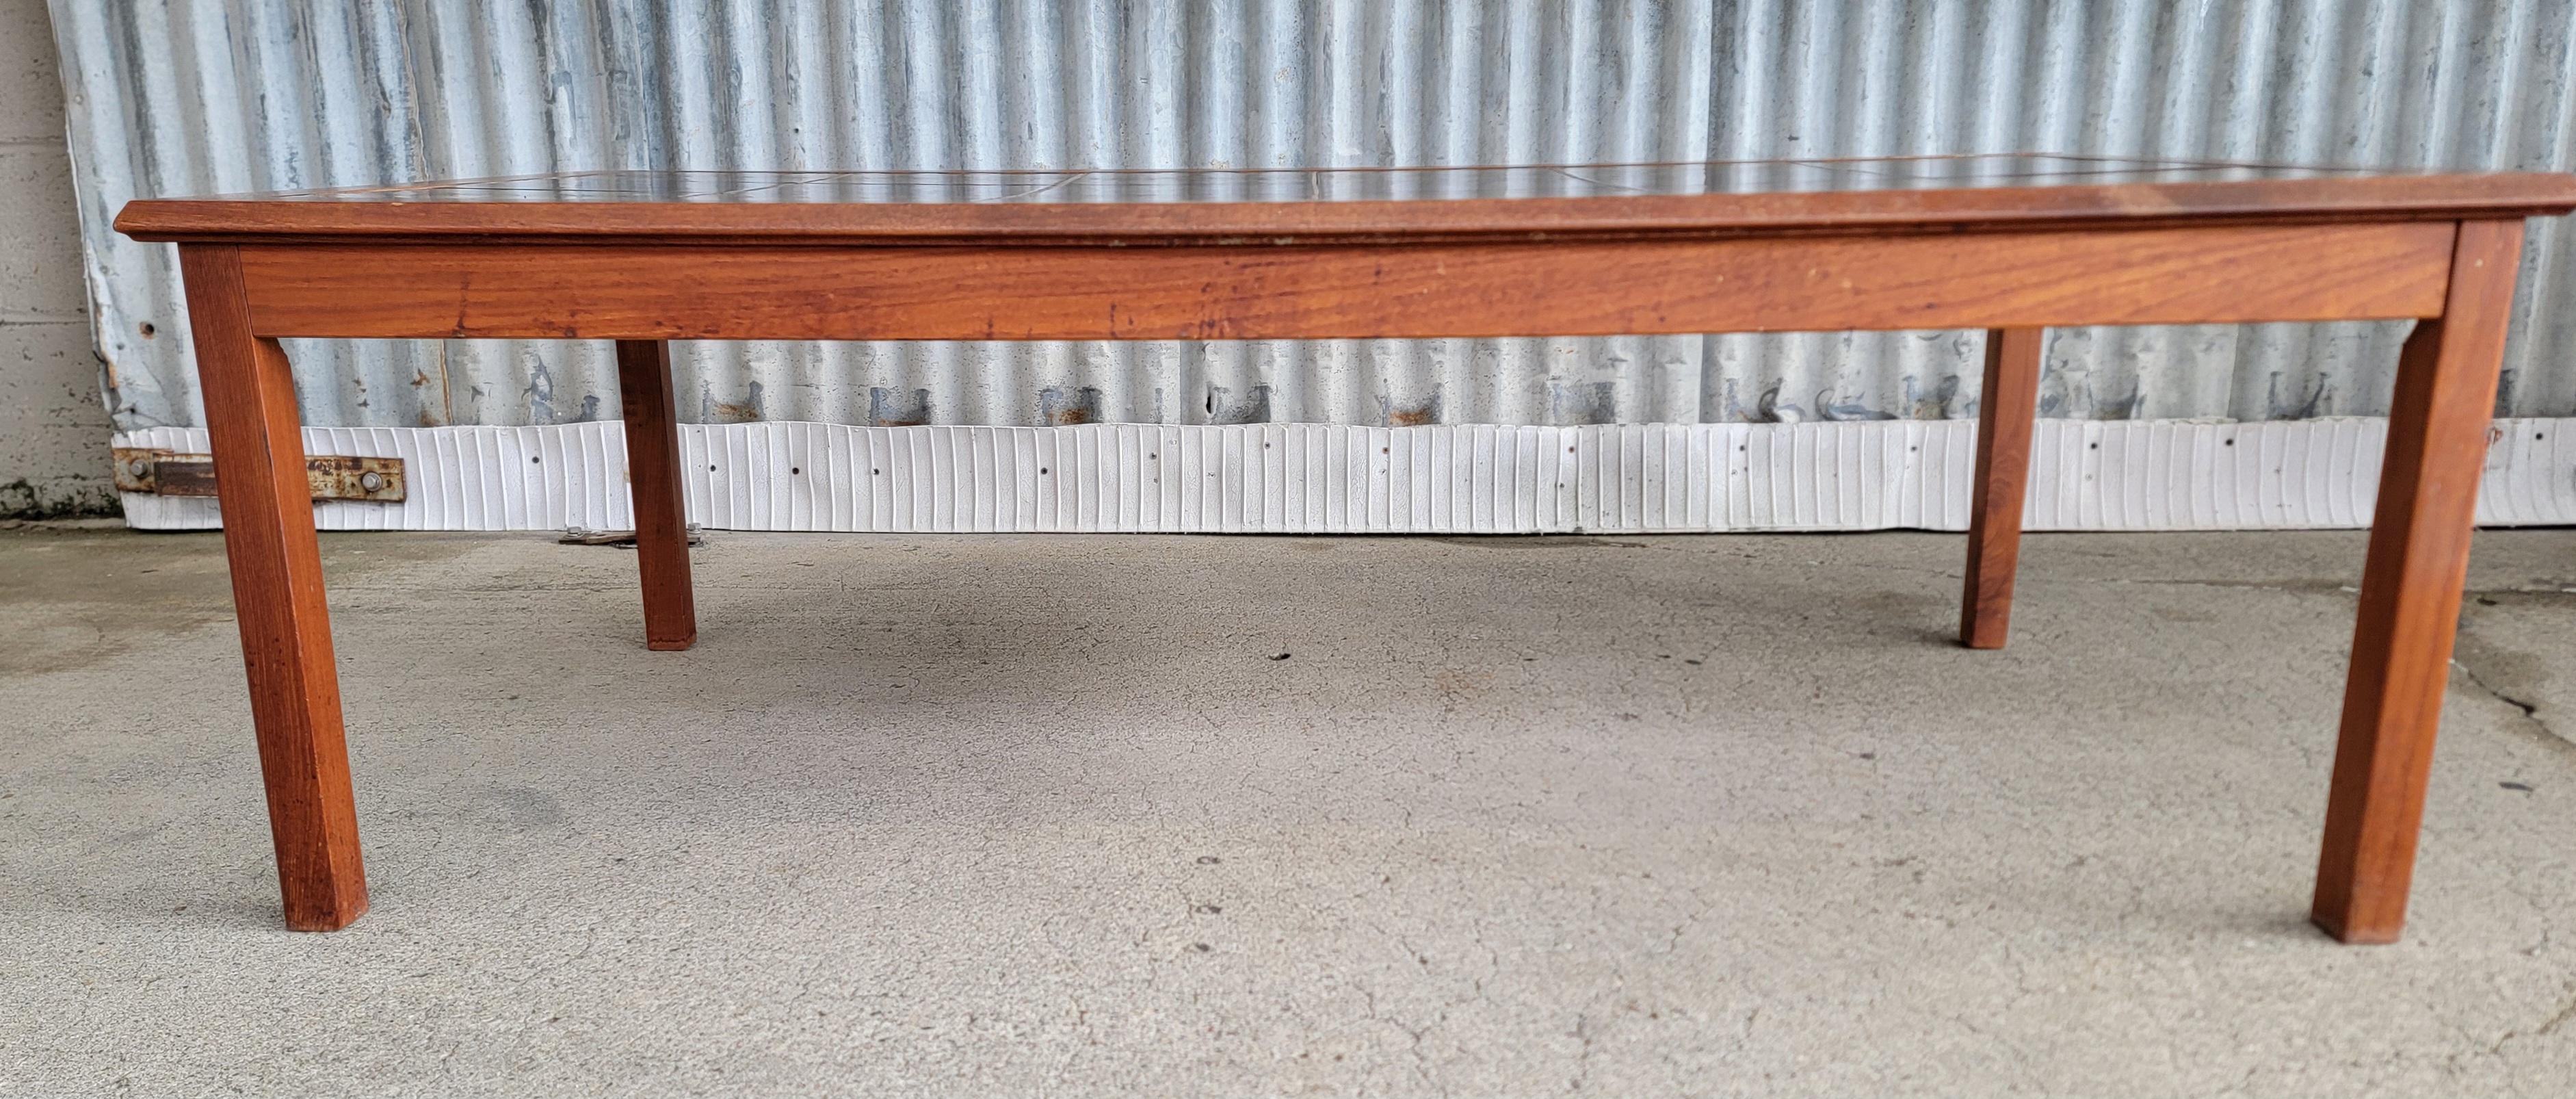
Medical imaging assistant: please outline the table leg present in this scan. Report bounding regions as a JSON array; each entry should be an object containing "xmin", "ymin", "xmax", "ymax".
[
  {"xmin": 2312, "ymin": 218, "xmax": 2523, "ymax": 944},
  {"xmin": 1960, "ymin": 326, "xmax": 2045, "ymax": 649},
  {"xmin": 614, "ymin": 339, "xmax": 697, "ymax": 651},
  {"xmin": 180, "ymin": 244, "xmax": 369, "ymax": 931}
]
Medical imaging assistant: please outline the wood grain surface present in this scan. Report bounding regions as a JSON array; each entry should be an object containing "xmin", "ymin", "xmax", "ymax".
[
  {"xmin": 115, "ymin": 171, "xmax": 2576, "ymax": 246},
  {"xmin": 613, "ymin": 340, "xmax": 698, "ymax": 652},
  {"xmin": 234, "ymin": 222, "xmax": 2456, "ymax": 342},
  {"xmin": 2311, "ymin": 219, "xmax": 2526, "ymax": 945},
  {"xmin": 1960, "ymin": 327, "xmax": 2047, "ymax": 650},
  {"xmin": 179, "ymin": 244, "xmax": 369, "ymax": 932}
]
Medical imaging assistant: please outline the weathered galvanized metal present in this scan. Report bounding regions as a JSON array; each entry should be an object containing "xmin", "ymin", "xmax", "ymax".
[{"xmin": 49, "ymin": 1, "xmax": 2576, "ymax": 434}]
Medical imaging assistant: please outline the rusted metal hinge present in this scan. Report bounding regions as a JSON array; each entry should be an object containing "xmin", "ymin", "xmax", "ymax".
[{"xmin": 111, "ymin": 447, "xmax": 406, "ymax": 502}]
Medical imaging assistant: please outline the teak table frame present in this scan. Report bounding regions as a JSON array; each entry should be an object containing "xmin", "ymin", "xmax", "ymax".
[{"xmin": 118, "ymin": 164, "xmax": 2576, "ymax": 940}]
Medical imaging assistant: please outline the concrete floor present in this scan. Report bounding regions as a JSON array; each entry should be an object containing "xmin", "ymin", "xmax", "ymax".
[{"xmin": 2, "ymin": 523, "xmax": 2573, "ymax": 1097}]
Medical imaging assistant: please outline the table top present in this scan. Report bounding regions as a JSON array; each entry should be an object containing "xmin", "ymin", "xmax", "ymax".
[{"xmin": 118, "ymin": 154, "xmax": 2576, "ymax": 245}]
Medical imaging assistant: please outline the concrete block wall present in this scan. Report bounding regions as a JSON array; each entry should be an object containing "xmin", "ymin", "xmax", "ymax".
[{"xmin": 1, "ymin": 0, "xmax": 110, "ymax": 518}]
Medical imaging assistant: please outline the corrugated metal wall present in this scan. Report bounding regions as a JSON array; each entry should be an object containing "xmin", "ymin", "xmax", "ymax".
[{"xmin": 49, "ymin": 0, "xmax": 2576, "ymax": 434}]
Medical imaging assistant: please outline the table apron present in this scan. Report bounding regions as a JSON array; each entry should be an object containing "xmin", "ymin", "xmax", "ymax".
[{"xmin": 235, "ymin": 221, "xmax": 2459, "ymax": 341}]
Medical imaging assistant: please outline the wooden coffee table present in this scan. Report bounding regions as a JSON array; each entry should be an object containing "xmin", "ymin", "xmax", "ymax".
[{"xmin": 116, "ymin": 155, "xmax": 2576, "ymax": 940}]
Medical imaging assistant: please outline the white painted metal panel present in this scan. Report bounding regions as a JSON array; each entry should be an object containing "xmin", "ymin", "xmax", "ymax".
[{"xmin": 111, "ymin": 418, "xmax": 2576, "ymax": 533}]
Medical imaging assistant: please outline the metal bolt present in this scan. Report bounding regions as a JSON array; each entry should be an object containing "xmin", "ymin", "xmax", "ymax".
[
  {"xmin": 127, "ymin": 458, "xmax": 151, "ymax": 476},
  {"xmin": 358, "ymin": 471, "xmax": 386, "ymax": 492}
]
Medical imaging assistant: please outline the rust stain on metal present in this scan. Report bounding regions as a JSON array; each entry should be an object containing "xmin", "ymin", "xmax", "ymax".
[
  {"xmin": 1040, "ymin": 385, "xmax": 1103, "ymax": 426},
  {"xmin": 110, "ymin": 447, "xmax": 406, "ymax": 502},
  {"xmin": 1383, "ymin": 385, "xmax": 1445, "ymax": 426}
]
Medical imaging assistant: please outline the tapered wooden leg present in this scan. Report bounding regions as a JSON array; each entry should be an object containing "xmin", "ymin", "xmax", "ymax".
[
  {"xmin": 1960, "ymin": 326, "xmax": 2046, "ymax": 649},
  {"xmin": 615, "ymin": 339, "xmax": 697, "ymax": 651},
  {"xmin": 180, "ymin": 244, "xmax": 368, "ymax": 931},
  {"xmin": 2311, "ymin": 220, "xmax": 2523, "ymax": 944}
]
